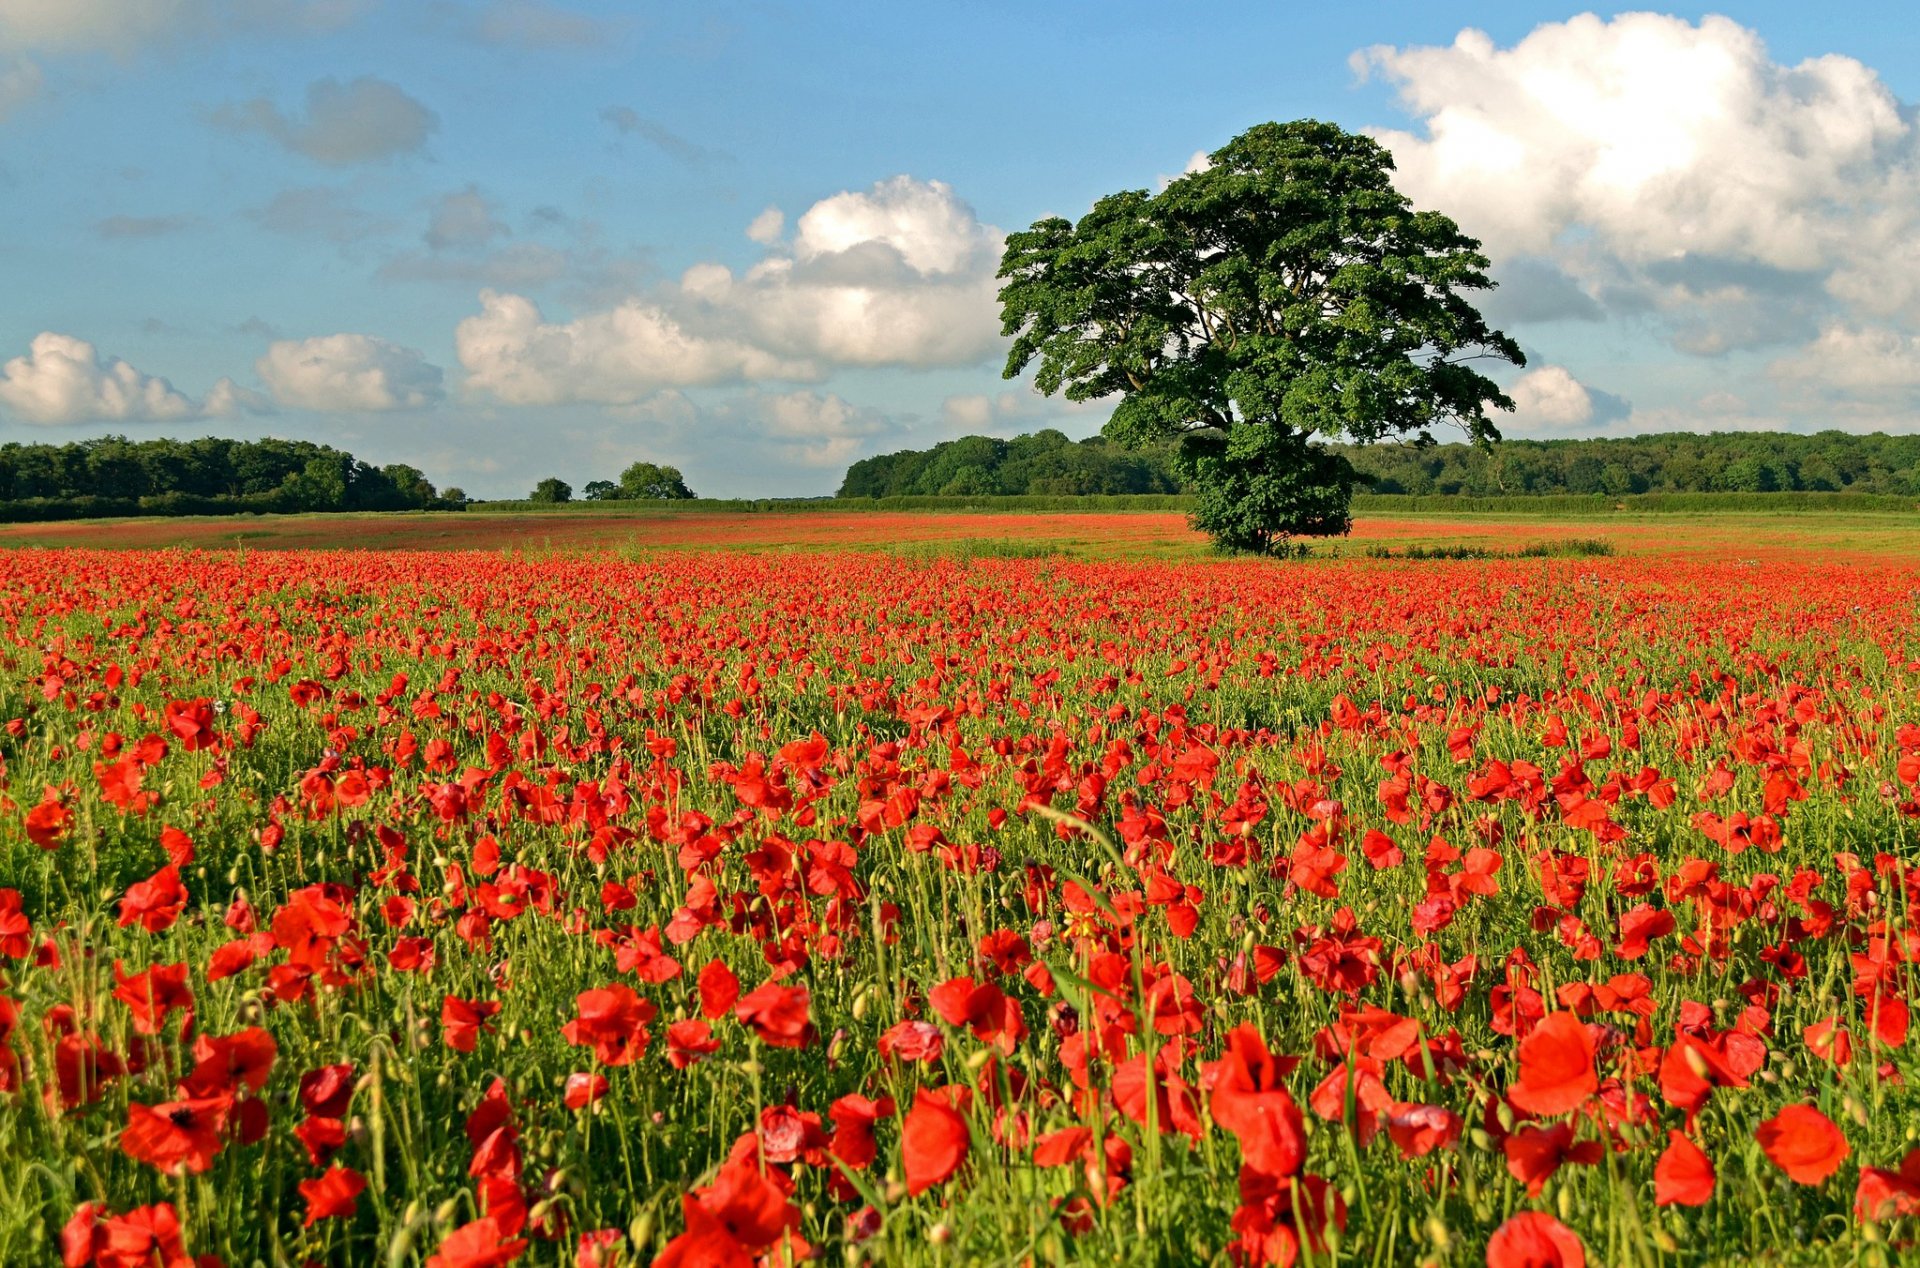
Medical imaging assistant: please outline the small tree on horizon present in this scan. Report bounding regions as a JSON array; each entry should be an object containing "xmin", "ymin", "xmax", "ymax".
[
  {"xmin": 618, "ymin": 461, "xmax": 696, "ymax": 500},
  {"xmin": 997, "ymin": 119, "xmax": 1523, "ymax": 554},
  {"xmin": 528, "ymin": 477, "xmax": 572, "ymax": 503}
]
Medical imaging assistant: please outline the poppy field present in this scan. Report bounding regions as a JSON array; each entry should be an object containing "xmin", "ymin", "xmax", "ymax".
[{"xmin": 2, "ymin": 545, "xmax": 1918, "ymax": 1267}]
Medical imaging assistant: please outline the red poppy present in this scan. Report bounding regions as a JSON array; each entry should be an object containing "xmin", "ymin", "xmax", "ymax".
[
  {"xmin": 426, "ymin": 1215, "xmax": 528, "ymax": 1268},
  {"xmin": 901, "ymin": 1088, "xmax": 970, "ymax": 1195},
  {"xmin": 111, "ymin": 960, "xmax": 193, "ymax": 1036},
  {"xmin": 696, "ymin": 961, "xmax": 740, "ymax": 1018},
  {"xmin": 1206, "ymin": 1023, "xmax": 1306, "ymax": 1178},
  {"xmin": 117, "ymin": 865, "xmax": 188, "ymax": 934},
  {"xmin": 1486, "ymin": 1211, "xmax": 1585, "ymax": 1267},
  {"xmin": 1508, "ymin": 1011, "xmax": 1597, "ymax": 1117},
  {"xmin": 442, "ymin": 996, "xmax": 502, "ymax": 1053},
  {"xmin": 1756, "ymin": 1104, "xmax": 1849, "ymax": 1185},
  {"xmin": 182, "ymin": 1026, "xmax": 278, "ymax": 1097},
  {"xmin": 121, "ymin": 1094, "xmax": 232, "ymax": 1174},
  {"xmin": 1653, "ymin": 1130, "xmax": 1715, "ymax": 1206},
  {"xmin": 562, "ymin": 984, "xmax": 657, "ymax": 1065},
  {"xmin": 299, "ymin": 1063, "xmax": 357, "ymax": 1117},
  {"xmin": 0, "ymin": 888, "xmax": 32, "ymax": 958},
  {"xmin": 734, "ymin": 982, "xmax": 812, "ymax": 1049},
  {"xmin": 564, "ymin": 1072, "xmax": 609, "ymax": 1109},
  {"xmin": 96, "ymin": 1204, "xmax": 193, "ymax": 1268},
  {"xmin": 1855, "ymin": 1148, "xmax": 1920, "ymax": 1222},
  {"xmin": 665, "ymin": 1019, "xmax": 721, "ymax": 1069},
  {"xmin": 299, "ymin": 1165, "xmax": 367, "ymax": 1225},
  {"xmin": 25, "ymin": 798, "xmax": 74, "ymax": 849}
]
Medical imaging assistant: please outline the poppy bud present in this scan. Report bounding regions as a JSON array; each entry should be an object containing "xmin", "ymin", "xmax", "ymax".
[
  {"xmin": 629, "ymin": 1210, "xmax": 653, "ymax": 1248},
  {"xmin": 1423, "ymin": 1214, "xmax": 1450, "ymax": 1250},
  {"xmin": 432, "ymin": 1197, "xmax": 460, "ymax": 1233},
  {"xmin": 1557, "ymin": 1185, "xmax": 1575, "ymax": 1222},
  {"xmin": 928, "ymin": 1223, "xmax": 952, "ymax": 1246}
]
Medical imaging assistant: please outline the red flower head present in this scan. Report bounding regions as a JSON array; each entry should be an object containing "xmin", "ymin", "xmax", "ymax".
[
  {"xmin": 112, "ymin": 960, "xmax": 193, "ymax": 1037},
  {"xmin": 1486, "ymin": 1211, "xmax": 1585, "ymax": 1267},
  {"xmin": 902, "ymin": 1087, "xmax": 970, "ymax": 1195},
  {"xmin": 121, "ymin": 1095, "xmax": 232, "ymax": 1174},
  {"xmin": 562, "ymin": 984, "xmax": 657, "ymax": 1065},
  {"xmin": 734, "ymin": 982, "xmax": 813, "ymax": 1049},
  {"xmin": 442, "ymin": 996, "xmax": 502, "ymax": 1054},
  {"xmin": 1653, "ymin": 1130, "xmax": 1715, "ymax": 1207},
  {"xmin": 117, "ymin": 865, "xmax": 189, "ymax": 934},
  {"xmin": 1508, "ymin": 1011, "xmax": 1597, "ymax": 1117},
  {"xmin": 299, "ymin": 1165, "xmax": 367, "ymax": 1226},
  {"xmin": 1756, "ymin": 1104, "xmax": 1849, "ymax": 1185}
]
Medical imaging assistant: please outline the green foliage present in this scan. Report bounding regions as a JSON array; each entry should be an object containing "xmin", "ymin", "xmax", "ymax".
[
  {"xmin": 617, "ymin": 461, "xmax": 697, "ymax": 500},
  {"xmin": 529, "ymin": 477, "xmax": 573, "ymax": 503},
  {"xmin": 1341, "ymin": 430, "xmax": 1920, "ymax": 498},
  {"xmin": 998, "ymin": 119, "xmax": 1520, "ymax": 551},
  {"xmin": 0, "ymin": 435, "xmax": 455, "ymax": 521},
  {"xmin": 839, "ymin": 428, "xmax": 1182, "ymax": 498}
]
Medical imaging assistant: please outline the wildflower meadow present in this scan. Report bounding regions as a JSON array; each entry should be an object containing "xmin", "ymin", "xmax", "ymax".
[{"xmin": 2, "ymin": 545, "xmax": 1917, "ymax": 1267}]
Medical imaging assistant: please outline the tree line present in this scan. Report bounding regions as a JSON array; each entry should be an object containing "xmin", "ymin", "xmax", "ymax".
[
  {"xmin": 1334, "ymin": 430, "xmax": 1920, "ymax": 497},
  {"xmin": 0, "ymin": 436, "xmax": 462, "ymax": 522},
  {"xmin": 838, "ymin": 429, "xmax": 1182, "ymax": 497},
  {"xmin": 839, "ymin": 429, "xmax": 1920, "ymax": 500}
]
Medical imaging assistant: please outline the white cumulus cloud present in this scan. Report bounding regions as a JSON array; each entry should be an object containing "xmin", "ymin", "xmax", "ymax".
[
  {"xmin": 1359, "ymin": 14, "xmax": 1920, "ymax": 362},
  {"xmin": 257, "ymin": 333, "xmax": 444, "ymax": 411},
  {"xmin": 456, "ymin": 177, "xmax": 1004, "ymax": 407},
  {"xmin": 0, "ymin": 331, "xmax": 248, "ymax": 425},
  {"xmin": 454, "ymin": 290, "xmax": 813, "ymax": 406}
]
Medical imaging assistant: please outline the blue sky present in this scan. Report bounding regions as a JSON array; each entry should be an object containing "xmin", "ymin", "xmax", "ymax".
[{"xmin": 5, "ymin": 2, "xmax": 1920, "ymax": 496}]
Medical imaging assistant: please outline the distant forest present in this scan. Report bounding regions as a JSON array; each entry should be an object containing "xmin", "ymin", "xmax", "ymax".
[
  {"xmin": 840, "ymin": 429, "xmax": 1920, "ymax": 498},
  {"xmin": 0, "ymin": 436, "xmax": 461, "ymax": 521}
]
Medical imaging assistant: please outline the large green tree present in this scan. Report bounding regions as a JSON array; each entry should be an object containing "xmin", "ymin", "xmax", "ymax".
[{"xmin": 997, "ymin": 119, "xmax": 1523, "ymax": 553}]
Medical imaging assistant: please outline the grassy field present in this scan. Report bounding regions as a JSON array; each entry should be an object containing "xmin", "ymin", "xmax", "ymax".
[
  {"xmin": 2, "ymin": 500, "xmax": 1918, "ymax": 562},
  {"xmin": 2, "ymin": 516, "xmax": 1918, "ymax": 1267}
]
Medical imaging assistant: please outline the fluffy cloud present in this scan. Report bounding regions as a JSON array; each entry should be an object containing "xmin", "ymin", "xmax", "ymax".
[
  {"xmin": 686, "ymin": 176, "xmax": 1004, "ymax": 368},
  {"xmin": 454, "ymin": 290, "xmax": 813, "ymax": 406},
  {"xmin": 457, "ymin": 176, "xmax": 1005, "ymax": 406},
  {"xmin": 754, "ymin": 390, "xmax": 889, "ymax": 468},
  {"xmin": 256, "ymin": 333, "xmax": 444, "ymax": 411},
  {"xmin": 1501, "ymin": 365, "xmax": 1629, "ymax": 435},
  {"xmin": 1769, "ymin": 324, "xmax": 1920, "ymax": 401},
  {"xmin": 214, "ymin": 76, "xmax": 437, "ymax": 166},
  {"xmin": 1359, "ymin": 15, "xmax": 1920, "ymax": 361},
  {"xmin": 940, "ymin": 387, "xmax": 1110, "ymax": 434},
  {"xmin": 0, "ymin": 331, "xmax": 250, "ymax": 424}
]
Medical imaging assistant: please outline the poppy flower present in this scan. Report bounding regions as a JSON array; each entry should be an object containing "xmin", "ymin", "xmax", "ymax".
[
  {"xmin": 665, "ymin": 1019, "xmax": 721, "ymax": 1069},
  {"xmin": 1508, "ymin": 1011, "xmax": 1597, "ymax": 1116},
  {"xmin": 1486, "ymin": 1211, "xmax": 1585, "ymax": 1267},
  {"xmin": 1855, "ymin": 1148, "xmax": 1920, "ymax": 1221},
  {"xmin": 442, "ymin": 996, "xmax": 502, "ymax": 1053},
  {"xmin": 1653, "ymin": 1130, "xmax": 1715, "ymax": 1206},
  {"xmin": 299, "ymin": 1063, "xmax": 357, "ymax": 1117},
  {"xmin": 734, "ymin": 982, "xmax": 812, "ymax": 1049},
  {"xmin": 121, "ymin": 1095, "xmax": 232, "ymax": 1174},
  {"xmin": 112, "ymin": 960, "xmax": 193, "ymax": 1036},
  {"xmin": 564, "ymin": 1073, "xmax": 610, "ymax": 1109},
  {"xmin": 1756, "ymin": 1104, "xmax": 1849, "ymax": 1185},
  {"xmin": 96, "ymin": 1204, "xmax": 192, "ymax": 1268},
  {"xmin": 182, "ymin": 1026, "xmax": 278, "ymax": 1097},
  {"xmin": 697, "ymin": 960, "xmax": 741, "ymax": 1019},
  {"xmin": 656, "ymin": 1154, "xmax": 799, "ymax": 1267},
  {"xmin": 426, "ymin": 1215, "xmax": 528, "ymax": 1268},
  {"xmin": 299, "ymin": 1165, "xmax": 366, "ymax": 1225},
  {"xmin": 117, "ymin": 865, "xmax": 188, "ymax": 934},
  {"xmin": 0, "ymin": 888, "xmax": 32, "ymax": 958},
  {"xmin": 901, "ymin": 1088, "xmax": 970, "ymax": 1195},
  {"xmin": 562, "ymin": 984, "xmax": 657, "ymax": 1065}
]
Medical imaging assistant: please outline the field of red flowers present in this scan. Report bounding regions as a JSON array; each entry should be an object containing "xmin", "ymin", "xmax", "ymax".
[{"xmin": 2, "ymin": 546, "xmax": 1917, "ymax": 1267}]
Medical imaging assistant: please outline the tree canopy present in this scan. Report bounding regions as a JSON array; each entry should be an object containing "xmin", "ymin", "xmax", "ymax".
[
  {"xmin": 0, "ymin": 435, "xmax": 457, "ymax": 522},
  {"xmin": 839, "ymin": 429, "xmax": 1180, "ymax": 498},
  {"xmin": 998, "ymin": 119, "xmax": 1521, "ymax": 551}
]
